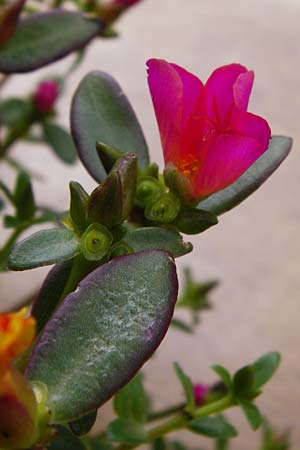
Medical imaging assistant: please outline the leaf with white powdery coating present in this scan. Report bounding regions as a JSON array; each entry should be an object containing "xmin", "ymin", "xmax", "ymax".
[
  {"xmin": 26, "ymin": 250, "xmax": 178, "ymax": 422},
  {"xmin": 198, "ymin": 136, "xmax": 292, "ymax": 215},
  {"xmin": 71, "ymin": 71, "xmax": 149, "ymax": 182}
]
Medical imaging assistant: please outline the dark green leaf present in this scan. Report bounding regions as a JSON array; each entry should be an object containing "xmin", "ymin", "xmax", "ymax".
[
  {"xmin": 253, "ymin": 352, "xmax": 281, "ymax": 389},
  {"xmin": 69, "ymin": 181, "xmax": 89, "ymax": 236},
  {"xmin": 171, "ymin": 318, "xmax": 193, "ymax": 334},
  {"xmin": 81, "ymin": 436, "xmax": 113, "ymax": 450},
  {"xmin": 189, "ymin": 416, "xmax": 238, "ymax": 439},
  {"xmin": 232, "ymin": 366, "xmax": 255, "ymax": 400},
  {"xmin": 215, "ymin": 437, "xmax": 229, "ymax": 450},
  {"xmin": 125, "ymin": 227, "xmax": 192, "ymax": 258},
  {"xmin": 174, "ymin": 208, "xmax": 218, "ymax": 235},
  {"xmin": 0, "ymin": 197, "xmax": 5, "ymax": 212},
  {"xmin": 153, "ymin": 437, "xmax": 168, "ymax": 450},
  {"xmin": 239, "ymin": 400, "xmax": 262, "ymax": 430},
  {"xmin": 47, "ymin": 426, "xmax": 86, "ymax": 450},
  {"xmin": 173, "ymin": 362, "xmax": 195, "ymax": 412},
  {"xmin": 96, "ymin": 141, "xmax": 123, "ymax": 173},
  {"xmin": 32, "ymin": 260, "xmax": 73, "ymax": 334},
  {"xmin": 198, "ymin": 136, "xmax": 292, "ymax": 215},
  {"xmin": 0, "ymin": 11, "xmax": 103, "ymax": 73},
  {"xmin": 87, "ymin": 172, "xmax": 123, "ymax": 228},
  {"xmin": 71, "ymin": 71, "xmax": 149, "ymax": 182},
  {"xmin": 114, "ymin": 373, "xmax": 149, "ymax": 424},
  {"xmin": 13, "ymin": 171, "xmax": 35, "ymax": 220},
  {"xmin": 212, "ymin": 366, "xmax": 231, "ymax": 390},
  {"xmin": 8, "ymin": 228, "xmax": 80, "ymax": 270},
  {"xmin": 0, "ymin": 98, "xmax": 33, "ymax": 126},
  {"xmin": 26, "ymin": 250, "xmax": 178, "ymax": 421},
  {"xmin": 111, "ymin": 153, "xmax": 137, "ymax": 220},
  {"xmin": 177, "ymin": 268, "xmax": 217, "ymax": 311},
  {"xmin": 43, "ymin": 123, "xmax": 77, "ymax": 164},
  {"xmin": 69, "ymin": 411, "xmax": 97, "ymax": 435},
  {"xmin": 107, "ymin": 419, "xmax": 147, "ymax": 445}
]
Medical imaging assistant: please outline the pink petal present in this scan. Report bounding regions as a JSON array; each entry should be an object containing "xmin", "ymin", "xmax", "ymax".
[
  {"xmin": 230, "ymin": 108, "xmax": 271, "ymax": 151},
  {"xmin": 233, "ymin": 71, "xmax": 254, "ymax": 110},
  {"xmin": 147, "ymin": 59, "xmax": 204, "ymax": 164},
  {"xmin": 193, "ymin": 134, "xmax": 266, "ymax": 198},
  {"xmin": 204, "ymin": 63, "xmax": 248, "ymax": 123}
]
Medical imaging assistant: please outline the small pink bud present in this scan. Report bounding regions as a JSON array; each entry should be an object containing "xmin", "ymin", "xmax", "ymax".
[
  {"xmin": 33, "ymin": 80, "xmax": 59, "ymax": 113},
  {"xmin": 193, "ymin": 383, "xmax": 209, "ymax": 406},
  {"xmin": 112, "ymin": 0, "xmax": 142, "ymax": 6}
]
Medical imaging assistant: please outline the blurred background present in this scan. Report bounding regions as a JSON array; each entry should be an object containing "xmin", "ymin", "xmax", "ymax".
[{"xmin": 1, "ymin": 0, "xmax": 299, "ymax": 448}]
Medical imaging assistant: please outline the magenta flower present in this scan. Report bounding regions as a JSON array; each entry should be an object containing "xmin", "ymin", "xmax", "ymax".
[
  {"xmin": 33, "ymin": 80, "xmax": 59, "ymax": 113},
  {"xmin": 193, "ymin": 383, "xmax": 209, "ymax": 406},
  {"xmin": 147, "ymin": 59, "xmax": 271, "ymax": 202}
]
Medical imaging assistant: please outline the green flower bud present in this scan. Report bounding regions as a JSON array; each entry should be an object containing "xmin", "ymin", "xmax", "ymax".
[
  {"xmin": 145, "ymin": 193, "xmax": 181, "ymax": 224},
  {"xmin": 110, "ymin": 241, "xmax": 133, "ymax": 258},
  {"xmin": 80, "ymin": 224, "xmax": 113, "ymax": 261},
  {"xmin": 136, "ymin": 176, "xmax": 163, "ymax": 207}
]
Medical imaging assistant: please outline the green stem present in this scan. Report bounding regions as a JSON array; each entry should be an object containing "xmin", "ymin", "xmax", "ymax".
[
  {"xmin": 147, "ymin": 403, "xmax": 185, "ymax": 423},
  {"xmin": 115, "ymin": 395, "xmax": 234, "ymax": 450}
]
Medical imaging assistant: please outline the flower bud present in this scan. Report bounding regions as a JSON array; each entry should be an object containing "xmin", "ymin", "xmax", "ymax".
[
  {"xmin": 136, "ymin": 176, "xmax": 163, "ymax": 208},
  {"xmin": 145, "ymin": 192, "xmax": 180, "ymax": 224},
  {"xmin": 33, "ymin": 80, "xmax": 59, "ymax": 113},
  {"xmin": 193, "ymin": 383, "xmax": 209, "ymax": 407},
  {"xmin": 80, "ymin": 223, "xmax": 113, "ymax": 261}
]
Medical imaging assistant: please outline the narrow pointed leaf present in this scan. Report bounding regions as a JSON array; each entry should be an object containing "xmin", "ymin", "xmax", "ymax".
[
  {"xmin": 173, "ymin": 362, "xmax": 195, "ymax": 411},
  {"xmin": 198, "ymin": 136, "xmax": 292, "ymax": 215},
  {"xmin": 239, "ymin": 401, "xmax": 262, "ymax": 430},
  {"xmin": 0, "ymin": 11, "xmax": 103, "ymax": 73},
  {"xmin": 124, "ymin": 227, "xmax": 192, "ymax": 258},
  {"xmin": 8, "ymin": 229, "xmax": 80, "ymax": 270},
  {"xmin": 114, "ymin": 374, "xmax": 149, "ymax": 424},
  {"xmin": 71, "ymin": 71, "xmax": 149, "ymax": 182},
  {"xmin": 26, "ymin": 251, "xmax": 178, "ymax": 421}
]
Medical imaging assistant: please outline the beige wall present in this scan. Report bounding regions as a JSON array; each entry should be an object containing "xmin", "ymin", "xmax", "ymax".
[{"xmin": 1, "ymin": 0, "xmax": 300, "ymax": 448}]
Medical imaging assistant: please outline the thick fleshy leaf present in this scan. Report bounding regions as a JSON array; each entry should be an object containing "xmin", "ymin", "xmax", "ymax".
[
  {"xmin": 26, "ymin": 251, "xmax": 178, "ymax": 421},
  {"xmin": 8, "ymin": 229, "xmax": 80, "ymax": 270},
  {"xmin": 198, "ymin": 136, "xmax": 292, "ymax": 215},
  {"xmin": 124, "ymin": 227, "xmax": 192, "ymax": 257},
  {"xmin": 32, "ymin": 260, "xmax": 73, "ymax": 334},
  {"xmin": 71, "ymin": 71, "xmax": 149, "ymax": 182},
  {"xmin": 0, "ymin": 11, "xmax": 103, "ymax": 73},
  {"xmin": 43, "ymin": 123, "xmax": 77, "ymax": 165}
]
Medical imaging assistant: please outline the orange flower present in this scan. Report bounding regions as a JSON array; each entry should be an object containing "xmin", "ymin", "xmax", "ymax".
[{"xmin": 0, "ymin": 308, "xmax": 36, "ymax": 371}]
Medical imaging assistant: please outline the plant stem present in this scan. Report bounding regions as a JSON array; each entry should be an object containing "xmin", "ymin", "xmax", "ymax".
[
  {"xmin": 115, "ymin": 395, "xmax": 234, "ymax": 450},
  {"xmin": 148, "ymin": 403, "xmax": 185, "ymax": 423}
]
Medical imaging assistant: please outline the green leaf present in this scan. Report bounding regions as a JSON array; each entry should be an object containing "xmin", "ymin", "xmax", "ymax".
[
  {"xmin": 189, "ymin": 416, "xmax": 238, "ymax": 439},
  {"xmin": 111, "ymin": 153, "xmax": 138, "ymax": 220},
  {"xmin": 8, "ymin": 228, "xmax": 80, "ymax": 270},
  {"xmin": 13, "ymin": 171, "xmax": 35, "ymax": 220},
  {"xmin": 71, "ymin": 71, "xmax": 149, "ymax": 182},
  {"xmin": 0, "ymin": 98, "xmax": 33, "ymax": 126},
  {"xmin": 171, "ymin": 318, "xmax": 193, "ymax": 334},
  {"xmin": 232, "ymin": 366, "xmax": 255, "ymax": 400},
  {"xmin": 252, "ymin": 352, "xmax": 281, "ymax": 389},
  {"xmin": 198, "ymin": 136, "xmax": 292, "ymax": 215},
  {"xmin": 43, "ymin": 123, "xmax": 77, "ymax": 165},
  {"xmin": 26, "ymin": 250, "xmax": 178, "ymax": 421},
  {"xmin": 173, "ymin": 362, "xmax": 195, "ymax": 412},
  {"xmin": 69, "ymin": 181, "xmax": 89, "ymax": 236},
  {"xmin": 211, "ymin": 366, "xmax": 231, "ymax": 390},
  {"xmin": 47, "ymin": 425, "xmax": 86, "ymax": 450},
  {"xmin": 174, "ymin": 208, "xmax": 218, "ymax": 235},
  {"xmin": 153, "ymin": 438, "xmax": 168, "ymax": 450},
  {"xmin": 125, "ymin": 227, "xmax": 192, "ymax": 258},
  {"xmin": 0, "ymin": 11, "xmax": 103, "ymax": 73},
  {"xmin": 81, "ymin": 436, "xmax": 113, "ymax": 450},
  {"xmin": 107, "ymin": 419, "xmax": 147, "ymax": 445},
  {"xmin": 87, "ymin": 172, "xmax": 123, "ymax": 228},
  {"xmin": 69, "ymin": 411, "xmax": 97, "ymax": 436},
  {"xmin": 32, "ymin": 260, "xmax": 73, "ymax": 334},
  {"xmin": 114, "ymin": 373, "xmax": 149, "ymax": 424},
  {"xmin": 239, "ymin": 400, "xmax": 262, "ymax": 430}
]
